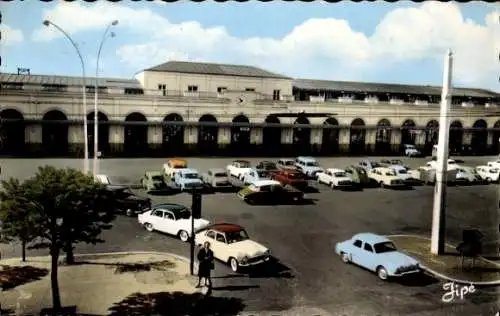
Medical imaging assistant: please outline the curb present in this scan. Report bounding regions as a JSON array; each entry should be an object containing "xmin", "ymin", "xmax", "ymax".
[{"xmin": 385, "ymin": 234, "xmax": 500, "ymax": 286}]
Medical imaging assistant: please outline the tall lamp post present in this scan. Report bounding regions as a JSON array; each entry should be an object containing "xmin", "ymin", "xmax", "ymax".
[
  {"xmin": 93, "ymin": 20, "xmax": 118, "ymax": 175},
  {"xmin": 43, "ymin": 20, "xmax": 89, "ymax": 174}
]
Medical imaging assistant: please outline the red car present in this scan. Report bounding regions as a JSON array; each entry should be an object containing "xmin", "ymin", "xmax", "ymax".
[{"xmin": 269, "ymin": 170, "xmax": 309, "ymax": 190}]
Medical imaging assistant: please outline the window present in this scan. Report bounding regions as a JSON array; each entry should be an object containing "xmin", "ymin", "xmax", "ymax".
[
  {"xmin": 158, "ymin": 84, "xmax": 166, "ymax": 96},
  {"xmin": 188, "ymin": 85, "xmax": 198, "ymax": 92},
  {"xmin": 42, "ymin": 84, "xmax": 68, "ymax": 92},
  {"xmin": 215, "ymin": 233, "xmax": 226, "ymax": 243},
  {"xmin": 353, "ymin": 240, "xmax": 362, "ymax": 248},
  {"xmin": 125, "ymin": 88, "xmax": 144, "ymax": 95},
  {"xmin": 86, "ymin": 86, "xmax": 107, "ymax": 94},
  {"xmin": 217, "ymin": 87, "xmax": 227, "ymax": 93},
  {"xmin": 206, "ymin": 230, "xmax": 215, "ymax": 239},
  {"xmin": 164, "ymin": 212, "xmax": 174, "ymax": 220},
  {"xmin": 245, "ymin": 88, "xmax": 255, "ymax": 92},
  {"xmin": 151, "ymin": 210, "xmax": 163, "ymax": 217},
  {"xmin": 1, "ymin": 83, "xmax": 24, "ymax": 90},
  {"xmin": 273, "ymin": 89, "xmax": 281, "ymax": 101},
  {"xmin": 364, "ymin": 243, "xmax": 374, "ymax": 252}
]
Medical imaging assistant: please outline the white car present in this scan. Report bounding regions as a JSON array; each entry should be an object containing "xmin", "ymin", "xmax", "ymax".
[
  {"xmin": 368, "ymin": 167, "xmax": 406, "ymax": 188},
  {"xmin": 316, "ymin": 168, "xmax": 355, "ymax": 189},
  {"xmin": 402, "ymin": 144, "xmax": 421, "ymax": 157},
  {"xmin": 163, "ymin": 159, "xmax": 189, "ymax": 180},
  {"xmin": 487, "ymin": 159, "xmax": 500, "ymax": 169},
  {"xmin": 94, "ymin": 174, "xmax": 110, "ymax": 185},
  {"xmin": 426, "ymin": 159, "xmax": 458, "ymax": 170},
  {"xmin": 227, "ymin": 160, "xmax": 253, "ymax": 180},
  {"xmin": 242, "ymin": 168, "xmax": 271, "ymax": 185},
  {"xmin": 389, "ymin": 165, "xmax": 421, "ymax": 185},
  {"xmin": 195, "ymin": 223, "xmax": 271, "ymax": 272},
  {"xmin": 455, "ymin": 166, "xmax": 482, "ymax": 183},
  {"xmin": 138, "ymin": 203, "xmax": 210, "ymax": 242},
  {"xmin": 476, "ymin": 165, "xmax": 500, "ymax": 182}
]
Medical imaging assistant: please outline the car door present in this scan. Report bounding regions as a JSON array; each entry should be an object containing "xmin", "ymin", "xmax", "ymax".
[
  {"xmin": 162, "ymin": 210, "xmax": 177, "ymax": 235},
  {"xmin": 350, "ymin": 239, "xmax": 363, "ymax": 264},
  {"xmin": 361, "ymin": 242, "xmax": 377, "ymax": 271},
  {"xmin": 213, "ymin": 232, "xmax": 228, "ymax": 261},
  {"xmin": 148, "ymin": 209, "xmax": 164, "ymax": 231}
]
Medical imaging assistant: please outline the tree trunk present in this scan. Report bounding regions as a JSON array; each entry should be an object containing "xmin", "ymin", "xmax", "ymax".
[
  {"xmin": 50, "ymin": 245, "xmax": 62, "ymax": 311},
  {"xmin": 21, "ymin": 240, "xmax": 26, "ymax": 262}
]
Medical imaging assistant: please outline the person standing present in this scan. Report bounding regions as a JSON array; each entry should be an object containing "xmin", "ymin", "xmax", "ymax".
[{"xmin": 196, "ymin": 241, "xmax": 214, "ymax": 288}]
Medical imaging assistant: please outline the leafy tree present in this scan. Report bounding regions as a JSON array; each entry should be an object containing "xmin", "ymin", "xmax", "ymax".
[
  {"xmin": 20, "ymin": 166, "xmax": 116, "ymax": 310},
  {"xmin": 0, "ymin": 178, "xmax": 40, "ymax": 262}
]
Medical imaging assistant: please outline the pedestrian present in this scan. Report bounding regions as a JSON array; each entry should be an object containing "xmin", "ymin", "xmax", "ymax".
[{"xmin": 196, "ymin": 241, "xmax": 214, "ymax": 288}]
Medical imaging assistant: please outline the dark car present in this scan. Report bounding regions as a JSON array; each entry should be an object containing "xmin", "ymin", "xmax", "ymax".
[
  {"xmin": 106, "ymin": 185, "xmax": 152, "ymax": 216},
  {"xmin": 256, "ymin": 161, "xmax": 278, "ymax": 171},
  {"xmin": 237, "ymin": 180, "xmax": 304, "ymax": 205}
]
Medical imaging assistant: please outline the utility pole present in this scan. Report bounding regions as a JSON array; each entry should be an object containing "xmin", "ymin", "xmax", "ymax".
[
  {"xmin": 431, "ymin": 50, "xmax": 453, "ymax": 255},
  {"xmin": 190, "ymin": 188, "xmax": 202, "ymax": 275}
]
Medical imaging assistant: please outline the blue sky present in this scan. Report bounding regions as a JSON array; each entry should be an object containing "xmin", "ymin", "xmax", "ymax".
[{"xmin": 1, "ymin": 1, "xmax": 499, "ymax": 91}]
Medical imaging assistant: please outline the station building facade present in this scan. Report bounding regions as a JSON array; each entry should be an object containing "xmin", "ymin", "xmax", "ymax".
[{"xmin": 0, "ymin": 60, "xmax": 499, "ymax": 158}]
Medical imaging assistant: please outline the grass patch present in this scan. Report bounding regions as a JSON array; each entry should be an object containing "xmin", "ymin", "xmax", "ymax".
[
  {"xmin": 114, "ymin": 260, "xmax": 176, "ymax": 274},
  {"xmin": 0, "ymin": 265, "xmax": 49, "ymax": 290}
]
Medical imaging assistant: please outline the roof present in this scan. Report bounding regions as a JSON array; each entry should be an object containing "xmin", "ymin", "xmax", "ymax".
[
  {"xmin": 326, "ymin": 168, "xmax": 345, "ymax": 173},
  {"xmin": 145, "ymin": 61, "xmax": 291, "ymax": 79},
  {"xmin": 297, "ymin": 156, "xmax": 317, "ymax": 162},
  {"xmin": 209, "ymin": 223, "xmax": 245, "ymax": 233},
  {"xmin": 0, "ymin": 73, "xmax": 141, "ymax": 89},
  {"xmin": 253, "ymin": 180, "xmax": 281, "ymax": 186},
  {"xmin": 179, "ymin": 168, "xmax": 198, "ymax": 174},
  {"xmin": 352, "ymin": 233, "xmax": 390, "ymax": 244},
  {"xmin": 154, "ymin": 203, "xmax": 189, "ymax": 215},
  {"xmin": 293, "ymin": 78, "xmax": 500, "ymax": 99}
]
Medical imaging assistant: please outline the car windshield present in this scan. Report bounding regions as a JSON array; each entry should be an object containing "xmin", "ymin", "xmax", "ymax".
[
  {"xmin": 184, "ymin": 173, "xmax": 199, "ymax": 179},
  {"xmin": 214, "ymin": 172, "xmax": 227, "ymax": 177},
  {"xmin": 238, "ymin": 162, "xmax": 251, "ymax": 168},
  {"xmin": 306, "ymin": 161, "xmax": 319, "ymax": 166},
  {"xmin": 373, "ymin": 242, "xmax": 397, "ymax": 253},
  {"xmin": 258, "ymin": 170, "xmax": 269, "ymax": 177},
  {"xmin": 284, "ymin": 161, "xmax": 294, "ymax": 166},
  {"xmin": 152, "ymin": 175, "xmax": 164, "ymax": 181},
  {"xmin": 406, "ymin": 145, "xmax": 416, "ymax": 149},
  {"xmin": 176, "ymin": 209, "xmax": 191, "ymax": 219},
  {"xmin": 491, "ymin": 169, "xmax": 499, "ymax": 173},
  {"xmin": 334, "ymin": 172, "xmax": 348, "ymax": 177},
  {"xmin": 263, "ymin": 163, "xmax": 276, "ymax": 170},
  {"xmin": 173, "ymin": 165, "xmax": 186, "ymax": 169},
  {"xmin": 225, "ymin": 230, "xmax": 250, "ymax": 243},
  {"xmin": 385, "ymin": 171, "xmax": 396, "ymax": 176},
  {"xmin": 370, "ymin": 162, "xmax": 382, "ymax": 168},
  {"xmin": 396, "ymin": 169, "xmax": 407, "ymax": 174}
]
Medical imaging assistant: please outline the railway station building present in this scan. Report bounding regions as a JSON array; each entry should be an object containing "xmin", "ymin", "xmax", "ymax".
[{"xmin": 1, "ymin": 60, "xmax": 499, "ymax": 157}]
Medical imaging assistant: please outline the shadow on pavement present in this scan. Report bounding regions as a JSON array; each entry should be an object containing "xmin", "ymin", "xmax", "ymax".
[
  {"xmin": 211, "ymin": 284, "xmax": 260, "ymax": 291},
  {"xmin": 65, "ymin": 260, "xmax": 176, "ymax": 274},
  {"xmin": 243, "ymin": 257, "xmax": 295, "ymax": 279},
  {"xmin": 108, "ymin": 291, "xmax": 245, "ymax": 316},
  {"xmin": 0, "ymin": 265, "xmax": 49, "ymax": 290},
  {"xmin": 393, "ymin": 272, "xmax": 440, "ymax": 287}
]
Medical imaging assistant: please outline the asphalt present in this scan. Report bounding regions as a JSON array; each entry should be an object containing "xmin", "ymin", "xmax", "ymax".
[{"xmin": 1, "ymin": 156, "xmax": 500, "ymax": 315}]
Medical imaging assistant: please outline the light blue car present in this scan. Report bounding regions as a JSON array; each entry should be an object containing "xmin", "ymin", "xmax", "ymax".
[
  {"xmin": 242, "ymin": 168, "xmax": 271, "ymax": 185},
  {"xmin": 335, "ymin": 233, "xmax": 420, "ymax": 280},
  {"xmin": 174, "ymin": 168, "xmax": 204, "ymax": 191}
]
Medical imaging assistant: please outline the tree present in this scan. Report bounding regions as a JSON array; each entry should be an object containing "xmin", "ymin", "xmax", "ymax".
[
  {"xmin": 20, "ymin": 166, "xmax": 115, "ymax": 311},
  {"xmin": 0, "ymin": 178, "xmax": 40, "ymax": 262}
]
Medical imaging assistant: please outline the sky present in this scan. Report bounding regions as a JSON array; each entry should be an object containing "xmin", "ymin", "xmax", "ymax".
[{"xmin": 1, "ymin": 1, "xmax": 499, "ymax": 91}]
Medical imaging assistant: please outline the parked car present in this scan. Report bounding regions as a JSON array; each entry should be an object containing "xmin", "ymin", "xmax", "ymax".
[
  {"xmin": 201, "ymin": 168, "xmax": 232, "ymax": 188},
  {"xmin": 389, "ymin": 165, "xmax": 422, "ymax": 185},
  {"xmin": 269, "ymin": 170, "xmax": 309, "ymax": 190},
  {"xmin": 487, "ymin": 159, "xmax": 500, "ymax": 169},
  {"xmin": 358, "ymin": 159, "xmax": 383, "ymax": 172},
  {"xmin": 227, "ymin": 160, "xmax": 253, "ymax": 180},
  {"xmin": 455, "ymin": 166, "xmax": 484, "ymax": 184},
  {"xmin": 277, "ymin": 158, "xmax": 297, "ymax": 171},
  {"xmin": 243, "ymin": 168, "xmax": 271, "ymax": 185},
  {"xmin": 106, "ymin": 185, "xmax": 152, "ymax": 216},
  {"xmin": 195, "ymin": 223, "xmax": 271, "ymax": 272},
  {"xmin": 237, "ymin": 180, "xmax": 304, "ymax": 205},
  {"xmin": 402, "ymin": 144, "xmax": 422, "ymax": 157},
  {"xmin": 94, "ymin": 174, "xmax": 111, "ymax": 185},
  {"xmin": 138, "ymin": 203, "xmax": 210, "ymax": 242},
  {"xmin": 476, "ymin": 165, "xmax": 500, "ymax": 183},
  {"xmin": 295, "ymin": 156, "xmax": 324, "ymax": 177},
  {"xmin": 344, "ymin": 166, "xmax": 371, "ymax": 188},
  {"xmin": 163, "ymin": 159, "xmax": 189, "ymax": 180},
  {"xmin": 316, "ymin": 168, "xmax": 356, "ymax": 190},
  {"xmin": 408, "ymin": 166, "xmax": 436, "ymax": 185},
  {"xmin": 380, "ymin": 159, "xmax": 409, "ymax": 169},
  {"xmin": 426, "ymin": 159, "xmax": 458, "ymax": 170},
  {"xmin": 335, "ymin": 233, "xmax": 420, "ymax": 280},
  {"xmin": 141, "ymin": 171, "xmax": 170, "ymax": 192},
  {"xmin": 368, "ymin": 167, "xmax": 406, "ymax": 189},
  {"xmin": 174, "ymin": 168, "xmax": 204, "ymax": 191},
  {"xmin": 256, "ymin": 161, "xmax": 278, "ymax": 171}
]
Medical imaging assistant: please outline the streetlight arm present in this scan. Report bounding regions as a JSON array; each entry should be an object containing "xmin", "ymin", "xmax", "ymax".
[{"xmin": 95, "ymin": 24, "xmax": 113, "ymax": 79}]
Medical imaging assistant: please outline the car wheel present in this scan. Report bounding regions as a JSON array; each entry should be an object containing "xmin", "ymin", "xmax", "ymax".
[
  {"xmin": 379, "ymin": 181, "xmax": 384, "ymax": 188},
  {"xmin": 377, "ymin": 266, "xmax": 388, "ymax": 280},
  {"xmin": 330, "ymin": 182, "xmax": 335, "ymax": 189},
  {"xmin": 487, "ymin": 177, "xmax": 492, "ymax": 183},
  {"xmin": 144, "ymin": 223, "xmax": 154, "ymax": 232},
  {"xmin": 126, "ymin": 209, "xmax": 134, "ymax": 217},
  {"xmin": 245, "ymin": 197, "xmax": 255, "ymax": 205},
  {"xmin": 229, "ymin": 257, "xmax": 239, "ymax": 272},
  {"xmin": 341, "ymin": 252, "xmax": 350, "ymax": 263},
  {"xmin": 178, "ymin": 230, "xmax": 189, "ymax": 242}
]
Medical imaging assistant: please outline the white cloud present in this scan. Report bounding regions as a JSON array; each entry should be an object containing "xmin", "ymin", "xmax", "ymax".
[
  {"xmin": 1, "ymin": 25, "xmax": 24, "ymax": 46},
  {"xmin": 31, "ymin": 2, "xmax": 500, "ymax": 89}
]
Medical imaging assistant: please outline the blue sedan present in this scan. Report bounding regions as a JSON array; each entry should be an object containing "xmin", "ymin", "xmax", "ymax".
[{"xmin": 335, "ymin": 233, "xmax": 420, "ymax": 280}]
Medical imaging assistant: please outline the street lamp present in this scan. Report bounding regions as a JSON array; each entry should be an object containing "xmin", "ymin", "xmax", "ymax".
[
  {"xmin": 93, "ymin": 20, "xmax": 118, "ymax": 175},
  {"xmin": 43, "ymin": 20, "xmax": 89, "ymax": 174}
]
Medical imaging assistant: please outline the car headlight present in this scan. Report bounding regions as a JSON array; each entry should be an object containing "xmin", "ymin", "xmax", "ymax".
[
  {"xmin": 264, "ymin": 249, "xmax": 271, "ymax": 256},
  {"xmin": 240, "ymin": 256, "xmax": 249, "ymax": 263}
]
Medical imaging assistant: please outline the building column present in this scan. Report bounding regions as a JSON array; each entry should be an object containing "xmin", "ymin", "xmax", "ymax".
[
  {"xmin": 184, "ymin": 126, "xmax": 197, "ymax": 155},
  {"xmin": 109, "ymin": 125, "xmax": 124, "ymax": 155},
  {"xmin": 415, "ymin": 130, "xmax": 426, "ymax": 152},
  {"xmin": 339, "ymin": 127, "xmax": 350, "ymax": 154},
  {"xmin": 251, "ymin": 127, "xmax": 263, "ymax": 145},
  {"xmin": 462, "ymin": 131, "xmax": 472, "ymax": 146},
  {"xmin": 218, "ymin": 127, "xmax": 230, "ymax": 153},
  {"xmin": 310, "ymin": 128, "xmax": 322, "ymax": 155},
  {"xmin": 487, "ymin": 131, "xmax": 494, "ymax": 154},
  {"xmin": 391, "ymin": 129, "xmax": 402, "ymax": 154},
  {"xmin": 365, "ymin": 128, "xmax": 376, "ymax": 154},
  {"xmin": 25, "ymin": 124, "xmax": 42, "ymax": 156},
  {"xmin": 281, "ymin": 127, "xmax": 293, "ymax": 156},
  {"xmin": 68, "ymin": 124, "xmax": 84, "ymax": 155},
  {"xmin": 148, "ymin": 125, "xmax": 162, "ymax": 156}
]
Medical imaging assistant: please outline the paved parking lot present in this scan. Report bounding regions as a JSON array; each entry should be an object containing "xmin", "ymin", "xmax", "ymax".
[{"xmin": 1, "ymin": 156, "xmax": 499, "ymax": 315}]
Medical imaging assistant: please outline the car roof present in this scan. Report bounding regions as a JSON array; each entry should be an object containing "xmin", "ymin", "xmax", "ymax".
[
  {"xmin": 208, "ymin": 222, "xmax": 244, "ymax": 233},
  {"xmin": 233, "ymin": 159, "xmax": 250, "ymax": 163},
  {"xmin": 253, "ymin": 180, "xmax": 281, "ymax": 186},
  {"xmin": 326, "ymin": 168, "xmax": 345, "ymax": 173},
  {"xmin": 154, "ymin": 203, "xmax": 188, "ymax": 214},
  {"xmin": 259, "ymin": 160, "xmax": 275, "ymax": 164},
  {"xmin": 180, "ymin": 168, "xmax": 198, "ymax": 173},
  {"xmin": 390, "ymin": 165, "xmax": 406, "ymax": 170},
  {"xmin": 352, "ymin": 233, "xmax": 390, "ymax": 244}
]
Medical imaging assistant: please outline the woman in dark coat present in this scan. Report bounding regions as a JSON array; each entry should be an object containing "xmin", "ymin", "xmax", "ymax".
[{"xmin": 197, "ymin": 241, "xmax": 214, "ymax": 288}]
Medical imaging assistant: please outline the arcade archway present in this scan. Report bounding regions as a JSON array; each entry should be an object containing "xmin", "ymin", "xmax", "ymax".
[
  {"xmin": 0, "ymin": 109, "xmax": 25, "ymax": 155},
  {"xmin": 87, "ymin": 111, "xmax": 109, "ymax": 156},
  {"xmin": 42, "ymin": 110, "xmax": 68, "ymax": 156},
  {"xmin": 231, "ymin": 115, "xmax": 250, "ymax": 155},
  {"xmin": 321, "ymin": 117, "xmax": 339, "ymax": 155},
  {"xmin": 401, "ymin": 120, "xmax": 416, "ymax": 145},
  {"xmin": 449, "ymin": 120, "xmax": 463, "ymax": 155},
  {"xmin": 471, "ymin": 119, "xmax": 487, "ymax": 155},
  {"xmin": 198, "ymin": 114, "xmax": 218, "ymax": 154},
  {"xmin": 493, "ymin": 121, "xmax": 500, "ymax": 155},
  {"xmin": 163, "ymin": 113, "xmax": 184, "ymax": 155},
  {"xmin": 262, "ymin": 115, "xmax": 281, "ymax": 155},
  {"xmin": 375, "ymin": 119, "xmax": 392, "ymax": 155},
  {"xmin": 425, "ymin": 120, "xmax": 439, "ymax": 155},
  {"xmin": 349, "ymin": 118, "xmax": 366, "ymax": 155},
  {"xmin": 293, "ymin": 115, "xmax": 311, "ymax": 154},
  {"xmin": 124, "ymin": 112, "xmax": 148, "ymax": 156}
]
